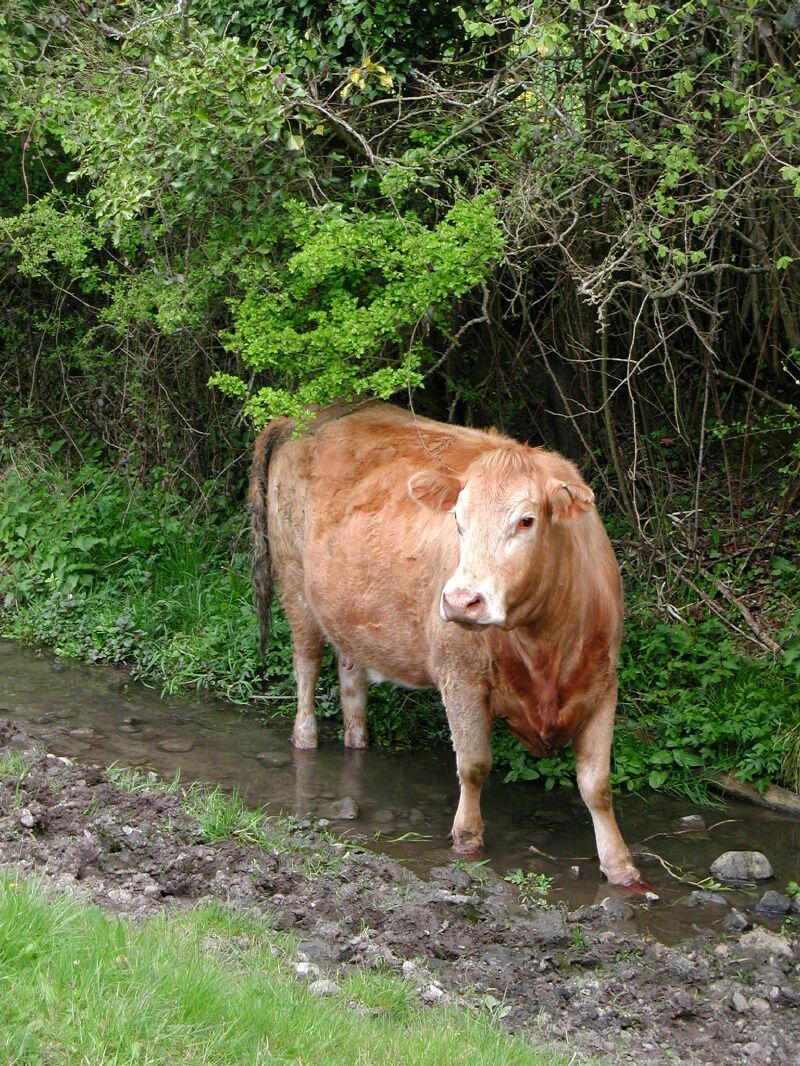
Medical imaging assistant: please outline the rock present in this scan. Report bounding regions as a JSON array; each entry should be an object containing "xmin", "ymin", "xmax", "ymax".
[
  {"xmin": 752, "ymin": 890, "xmax": 792, "ymax": 918},
  {"xmin": 295, "ymin": 961, "xmax": 321, "ymax": 979},
  {"xmin": 731, "ymin": 991, "xmax": 749, "ymax": 1013},
  {"xmin": 643, "ymin": 891, "xmax": 660, "ymax": 904},
  {"xmin": 309, "ymin": 979, "xmax": 340, "ymax": 996},
  {"xmin": 18, "ymin": 808, "xmax": 37, "ymax": 829},
  {"xmin": 723, "ymin": 908, "xmax": 752, "ymax": 933},
  {"xmin": 709, "ymin": 851, "xmax": 774, "ymax": 882},
  {"xmin": 328, "ymin": 797, "xmax": 360, "ymax": 820},
  {"xmin": 750, "ymin": 996, "xmax": 770, "ymax": 1015},
  {"xmin": 119, "ymin": 724, "xmax": 140, "ymax": 734},
  {"xmin": 429, "ymin": 866, "xmax": 471, "ymax": 892},
  {"xmin": 158, "ymin": 738, "xmax": 194, "ymax": 753},
  {"xmin": 739, "ymin": 928, "xmax": 793, "ymax": 958},
  {"xmin": 69, "ymin": 727, "xmax": 98, "ymax": 739},
  {"xmin": 529, "ymin": 909, "xmax": 571, "ymax": 945},
  {"xmin": 569, "ymin": 865, "xmax": 581, "ymax": 878},
  {"xmin": 687, "ymin": 890, "xmax": 728, "ymax": 907},
  {"xmin": 600, "ymin": 896, "xmax": 636, "ymax": 921},
  {"xmin": 121, "ymin": 826, "xmax": 146, "ymax": 848},
  {"xmin": 372, "ymin": 809, "xmax": 395, "ymax": 824},
  {"xmin": 420, "ymin": 982, "xmax": 445, "ymax": 1004},
  {"xmin": 674, "ymin": 814, "xmax": 707, "ymax": 830}
]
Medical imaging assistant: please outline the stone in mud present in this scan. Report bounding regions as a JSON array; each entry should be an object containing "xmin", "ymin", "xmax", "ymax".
[
  {"xmin": 739, "ymin": 927, "xmax": 793, "ymax": 959},
  {"xmin": 429, "ymin": 865, "xmax": 472, "ymax": 893},
  {"xmin": 600, "ymin": 896, "xmax": 636, "ymax": 921},
  {"xmin": 69, "ymin": 727, "xmax": 99, "ymax": 739},
  {"xmin": 752, "ymin": 890, "xmax": 792, "ymax": 918},
  {"xmin": 18, "ymin": 808, "xmax": 37, "ymax": 829},
  {"xmin": 723, "ymin": 908, "xmax": 752, "ymax": 933},
  {"xmin": 709, "ymin": 850, "xmax": 774, "ymax": 882},
  {"xmin": 157, "ymin": 738, "xmax": 195, "ymax": 753},
  {"xmin": 673, "ymin": 814, "xmax": 707, "ymax": 830},
  {"xmin": 687, "ymin": 890, "xmax": 728, "ymax": 907},
  {"xmin": 731, "ymin": 990, "xmax": 749, "ymax": 1013}
]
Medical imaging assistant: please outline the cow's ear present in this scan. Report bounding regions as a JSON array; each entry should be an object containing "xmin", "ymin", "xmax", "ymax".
[
  {"xmin": 408, "ymin": 470, "xmax": 462, "ymax": 512},
  {"xmin": 545, "ymin": 477, "xmax": 594, "ymax": 522}
]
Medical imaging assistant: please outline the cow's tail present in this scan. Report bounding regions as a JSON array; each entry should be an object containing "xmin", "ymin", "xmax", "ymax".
[{"xmin": 248, "ymin": 419, "xmax": 293, "ymax": 660}]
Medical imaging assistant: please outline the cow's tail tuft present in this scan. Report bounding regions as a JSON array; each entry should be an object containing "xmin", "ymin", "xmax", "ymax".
[{"xmin": 248, "ymin": 419, "xmax": 292, "ymax": 660}]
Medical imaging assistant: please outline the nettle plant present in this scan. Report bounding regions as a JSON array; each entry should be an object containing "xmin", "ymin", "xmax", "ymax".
[{"xmin": 210, "ymin": 194, "xmax": 502, "ymax": 426}]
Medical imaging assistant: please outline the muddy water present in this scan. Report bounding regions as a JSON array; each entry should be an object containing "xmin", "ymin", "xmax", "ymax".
[{"xmin": 2, "ymin": 638, "xmax": 798, "ymax": 943}]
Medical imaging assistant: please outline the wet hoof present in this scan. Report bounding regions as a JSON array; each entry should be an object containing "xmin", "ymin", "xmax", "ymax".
[
  {"xmin": 343, "ymin": 729, "xmax": 368, "ymax": 749},
  {"xmin": 291, "ymin": 729, "xmax": 318, "ymax": 750},
  {"xmin": 450, "ymin": 834, "xmax": 484, "ymax": 857},
  {"xmin": 610, "ymin": 874, "xmax": 652, "ymax": 893}
]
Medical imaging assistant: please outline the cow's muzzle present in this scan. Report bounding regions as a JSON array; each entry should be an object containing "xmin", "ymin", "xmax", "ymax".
[{"xmin": 440, "ymin": 585, "xmax": 504, "ymax": 626}]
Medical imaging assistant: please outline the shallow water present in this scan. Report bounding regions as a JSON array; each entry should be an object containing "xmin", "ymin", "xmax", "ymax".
[{"xmin": 1, "ymin": 638, "xmax": 798, "ymax": 943}]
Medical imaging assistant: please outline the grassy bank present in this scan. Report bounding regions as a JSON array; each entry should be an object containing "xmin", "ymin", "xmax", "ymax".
[
  {"xmin": 1, "ymin": 442, "xmax": 798, "ymax": 799},
  {"xmin": 0, "ymin": 874, "xmax": 564, "ymax": 1066}
]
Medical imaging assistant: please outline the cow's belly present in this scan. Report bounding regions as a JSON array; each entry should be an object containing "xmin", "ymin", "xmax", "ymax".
[{"xmin": 306, "ymin": 567, "xmax": 437, "ymax": 690}]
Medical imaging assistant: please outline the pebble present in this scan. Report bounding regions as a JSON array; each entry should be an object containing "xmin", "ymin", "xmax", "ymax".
[
  {"xmin": 157, "ymin": 738, "xmax": 194, "ymax": 753},
  {"xmin": 255, "ymin": 752, "xmax": 292, "ymax": 768},
  {"xmin": 709, "ymin": 851, "xmax": 774, "ymax": 882},
  {"xmin": 18, "ymin": 808, "xmax": 36, "ymax": 829},
  {"xmin": 69, "ymin": 727, "xmax": 98, "ymax": 739},
  {"xmin": 731, "ymin": 991, "xmax": 749, "ymax": 1013},
  {"xmin": 295, "ymin": 961, "xmax": 321, "ymax": 979},
  {"xmin": 420, "ymin": 982, "xmax": 445, "ymax": 1004}
]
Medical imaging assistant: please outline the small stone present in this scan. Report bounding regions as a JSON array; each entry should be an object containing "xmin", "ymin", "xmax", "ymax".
[
  {"xmin": 739, "ymin": 927, "xmax": 793, "ymax": 958},
  {"xmin": 295, "ymin": 961, "xmax": 321, "ymax": 979},
  {"xmin": 674, "ymin": 814, "xmax": 707, "ymax": 830},
  {"xmin": 731, "ymin": 991, "xmax": 749, "ymax": 1013},
  {"xmin": 372, "ymin": 809, "xmax": 395, "ymax": 824},
  {"xmin": 750, "ymin": 997, "xmax": 770, "ymax": 1015},
  {"xmin": 643, "ymin": 891, "xmax": 660, "ymax": 904},
  {"xmin": 18, "ymin": 808, "xmax": 36, "ymax": 829},
  {"xmin": 119, "ymin": 724, "xmax": 140, "ymax": 734},
  {"xmin": 420, "ymin": 982, "xmax": 445, "ymax": 1004},
  {"xmin": 600, "ymin": 896, "xmax": 636, "ymax": 921},
  {"xmin": 752, "ymin": 890, "xmax": 792, "ymax": 918},
  {"xmin": 709, "ymin": 851, "xmax": 774, "ymax": 882},
  {"xmin": 309, "ymin": 979, "xmax": 340, "ymax": 996},
  {"xmin": 121, "ymin": 826, "xmax": 145, "ymax": 848},
  {"xmin": 401, "ymin": 960, "xmax": 419, "ymax": 980},
  {"xmin": 742, "ymin": 1043, "xmax": 767, "ymax": 1060},
  {"xmin": 328, "ymin": 797, "xmax": 360, "ymax": 820},
  {"xmin": 569, "ymin": 865, "xmax": 581, "ymax": 878},
  {"xmin": 723, "ymin": 908, "xmax": 752, "ymax": 933},
  {"xmin": 157, "ymin": 738, "xmax": 194, "ymax": 753},
  {"xmin": 687, "ymin": 890, "xmax": 728, "ymax": 908},
  {"xmin": 69, "ymin": 727, "xmax": 97, "ymax": 739}
]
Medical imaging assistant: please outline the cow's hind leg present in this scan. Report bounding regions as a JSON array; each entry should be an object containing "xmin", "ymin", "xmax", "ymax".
[
  {"xmin": 573, "ymin": 687, "xmax": 643, "ymax": 886},
  {"xmin": 443, "ymin": 685, "xmax": 492, "ymax": 855},
  {"xmin": 288, "ymin": 612, "xmax": 325, "ymax": 750},
  {"xmin": 338, "ymin": 657, "xmax": 368, "ymax": 749}
]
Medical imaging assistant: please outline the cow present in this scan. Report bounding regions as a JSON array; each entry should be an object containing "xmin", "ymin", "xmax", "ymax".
[{"xmin": 249, "ymin": 402, "xmax": 643, "ymax": 887}]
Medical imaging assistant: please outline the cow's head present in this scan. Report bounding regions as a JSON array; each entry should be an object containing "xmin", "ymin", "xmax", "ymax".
[{"xmin": 408, "ymin": 447, "xmax": 594, "ymax": 628}]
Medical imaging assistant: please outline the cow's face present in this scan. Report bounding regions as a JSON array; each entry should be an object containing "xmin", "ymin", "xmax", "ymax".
[{"xmin": 409, "ymin": 449, "xmax": 593, "ymax": 629}]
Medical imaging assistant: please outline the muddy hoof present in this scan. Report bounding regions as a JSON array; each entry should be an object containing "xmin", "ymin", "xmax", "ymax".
[
  {"xmin": 450, "ymin": 835, "xmax": 484, "ymax": 857},
  {"xmin": 343, "ymin": 730, "xmax": 368, "ymax": 749}
]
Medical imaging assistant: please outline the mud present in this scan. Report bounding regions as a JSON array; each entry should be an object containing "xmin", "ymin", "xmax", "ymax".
[{"xmin": 1, "ymin": 718, "xmax": 798, "ymax": 1066}]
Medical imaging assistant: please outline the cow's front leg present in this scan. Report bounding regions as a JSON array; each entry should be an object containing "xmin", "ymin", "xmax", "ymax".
[
  {"xmin": 573, "ymin": 684, "xmax": 643, "ymax": 887},
  {"xmin": 442, "ymin": 685, "xmax": 492, "ymax": 855}
]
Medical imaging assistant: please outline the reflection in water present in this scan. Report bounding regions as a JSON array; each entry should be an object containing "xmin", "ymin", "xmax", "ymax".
[{"xmin": 1, "ymin": 639, "xmax": 798, "ymax": 943}]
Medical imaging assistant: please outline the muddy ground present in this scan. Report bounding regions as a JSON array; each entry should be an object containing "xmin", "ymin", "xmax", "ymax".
[{"xmin": 1, "ymin": 718, "xmax": 798, "ymax": 1066}]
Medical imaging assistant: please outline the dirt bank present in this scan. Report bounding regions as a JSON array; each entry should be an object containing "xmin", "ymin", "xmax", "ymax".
[{"xmin": 1, "ymin": 719, "xmax": 798, "ymax": 1066}]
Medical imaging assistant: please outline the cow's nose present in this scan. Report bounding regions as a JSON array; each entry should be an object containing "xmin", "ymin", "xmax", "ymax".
[{"xmin": 441, "ymin": 586, "xmax": 486, "ymax": 622}]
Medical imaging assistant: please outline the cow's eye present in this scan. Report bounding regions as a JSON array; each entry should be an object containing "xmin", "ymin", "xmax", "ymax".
[{"xmin": 517, "ymin": 515, "xmax": 535, "ymax": 531}]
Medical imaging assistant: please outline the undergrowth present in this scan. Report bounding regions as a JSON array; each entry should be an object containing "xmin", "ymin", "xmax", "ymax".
[{"xmin": 1, "ymin": 442, "xmax": 798, "ymax": 800}]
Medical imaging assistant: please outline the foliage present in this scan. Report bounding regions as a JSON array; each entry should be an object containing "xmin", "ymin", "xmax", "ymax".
[{"xmin": 503, "ymin": 869, "xmax": 554, "ymax": 908}]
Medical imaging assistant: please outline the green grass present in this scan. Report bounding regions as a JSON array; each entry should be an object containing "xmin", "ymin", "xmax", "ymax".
[{"xmin": 0, "ymin": 875, "xmax": 565, "ymax": 1066}]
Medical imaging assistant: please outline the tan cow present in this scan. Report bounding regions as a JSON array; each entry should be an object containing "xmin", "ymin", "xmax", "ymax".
[{"xmin": 250, "ymin": 402, "xmax": 643, "ymax": 886}]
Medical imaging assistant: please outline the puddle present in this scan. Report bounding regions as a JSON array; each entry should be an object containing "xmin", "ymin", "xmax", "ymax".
[{"xmin": 1, "ymin": 638, "xmax": 798, "ymax": 943}]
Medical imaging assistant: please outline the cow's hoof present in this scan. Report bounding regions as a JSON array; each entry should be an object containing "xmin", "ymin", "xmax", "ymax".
[
  {"xmin": 613, "ymin": 875, "xmax": 653, "ymax": 893},
  {"xmin": 344, "ymin": 728, "xmax": 368, "ymax": 749},
  {"xmin": 291, "ymin": 728, "xmax": 318, "ymax": 750},
  {"xmin": 450, "ymin": 835, "xmax": 484, "ymax": 857}
]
